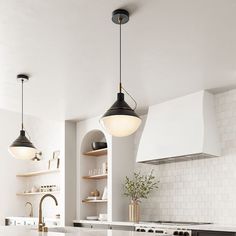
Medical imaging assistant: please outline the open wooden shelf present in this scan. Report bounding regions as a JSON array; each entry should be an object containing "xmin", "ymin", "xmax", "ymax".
[
  {"xmin": 82, "ymin": 174, "xmax": 107, "ymax": 180},
  {"xmin": 16, "ymin": 169, "xmax": 60, "ymax": 177},
  {"xmin": 83, "ymin": 148, "xmax": 107, "ymax": 157},
  {"xmin": 82, "ymin": 199, "xmax": 107, "ymax": 203},
  {"xmin": 16, "ymin": 191, "xmax": 60, "ymax": 196}
]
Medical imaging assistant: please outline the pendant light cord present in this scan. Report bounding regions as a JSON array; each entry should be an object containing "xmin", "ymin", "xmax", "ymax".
[
  {"xmin": 119, "ymin": 19, "xmax": 122, "ymax": 93},
  {"xmin": 118, "ymin": 17, "xmax": 137, "ymax": 111},
  {"xmin": 21, "ymin": 79, "xmax": 24, "ymax": 130},
  {"xmin": 21, "ymin": 79, "xmax": 32, "ymax": 140}
]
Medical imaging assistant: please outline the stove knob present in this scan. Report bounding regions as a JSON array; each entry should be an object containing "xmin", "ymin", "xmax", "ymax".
[
  {"xmin": 184, "ymin": 232, "xmax": 189, "ymax": 236},
  {"xmin": 173, "ymin": 231, "xmax": 179, "ymax": 235},
  {"xmin": 141, "ymin": 229, "xmax": 145, "ymax": 232},
  {"xmin": 148, "ymin": 229, "xmax": 154, "ymax": 233},
  {"xmin": 136, "ymin": 229, "xmax": 140, "ymax": 232},
  {"xmin": 179, "ymin": 232, "xmax": 184, "ymax": 235}
]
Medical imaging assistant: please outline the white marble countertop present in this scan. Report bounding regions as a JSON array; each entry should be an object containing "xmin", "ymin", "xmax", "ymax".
[{"xmin": 0, "ymin": 226, "xmax": 168, "ymax": 236}]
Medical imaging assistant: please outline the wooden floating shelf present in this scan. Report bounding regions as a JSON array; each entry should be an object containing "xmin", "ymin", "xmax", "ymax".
[
  {"xmin": 83, "ymin": 148, "xmax": 107, "ymax": 157},
  {"xmin": 16, "ymin": 169, "xmax": 60, "ymax": 177},
  {"xmin": 16, "ymin": 191, "xmax": 60, "ymax": 196},
  {"xmin": 82, "ymin": 174, "xmax": 107, "ymax": 180},
  {"xmin": 82, "ymin": 199, "xmax": 107, "ymax": 203}
]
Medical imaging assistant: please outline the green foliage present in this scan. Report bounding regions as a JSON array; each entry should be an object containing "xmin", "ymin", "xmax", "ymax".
[{"xmin": 123, "ymin": 170, "xmax": 159, "ymax": 202}]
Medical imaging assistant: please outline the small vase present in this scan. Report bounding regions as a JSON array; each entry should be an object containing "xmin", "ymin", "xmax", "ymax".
[{"xmin": 129, "ymin": 201, "xmax": 140, "ymax": 222}]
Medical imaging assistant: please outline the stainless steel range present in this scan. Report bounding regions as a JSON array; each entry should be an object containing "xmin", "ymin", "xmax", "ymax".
[{"xmin": 135, "ymin": 221, "xmax": 211, "ymax": 236}]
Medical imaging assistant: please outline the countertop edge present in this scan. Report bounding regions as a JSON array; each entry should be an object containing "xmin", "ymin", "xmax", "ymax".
[{"xmin": 73, "ymin": 220, "xmax": 236, "ymax": 232}]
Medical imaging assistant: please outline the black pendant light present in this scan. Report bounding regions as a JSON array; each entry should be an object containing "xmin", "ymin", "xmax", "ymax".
[
  {"xmin": 100, "ymin": 9, "xmax": 142, "ymax": 137},
  {"xmin": 9, "ymin": 74, "xmax": 37, "ymax": 160}
]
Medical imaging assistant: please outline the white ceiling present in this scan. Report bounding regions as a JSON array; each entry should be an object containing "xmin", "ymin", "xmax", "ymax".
[{"xmin": 0, "ymin": 0, "xmax": 236, "ymax": 121}]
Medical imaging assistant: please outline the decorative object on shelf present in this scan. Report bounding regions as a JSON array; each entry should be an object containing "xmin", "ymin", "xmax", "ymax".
[
  {"xmin": 84, "ymin": 189, "xmax": 101, "ymax": 201},
  {"xmin": 53, "ymin": 150, "xmax": 60, "ymax": 159},
  {"xmin": 88, "ymin": 167, "xmax": 106, "ymax": 176},
  {"xmin": 31, "ymin": 185, "xmax": 39, "ymax": 193},
  {"xmin": 102, "ymin": 161, "xmax": 108, "ymax": 174},
  {"xmin": 40, "ymin": 185, "xmax": 58, "ymax": 192},
  {"xmin": 124, "ymin": 170, "xmax": 159, "ymax": 222},
  {"xmin": 100, "ymin": 9, "xmax": 142, "ymax": 137},
  {"xmin": 91, "ymin": 142, "xmax": 107, "ymax": 150},
  {"xmin": 91, "ymin": 189, "xmax": 100, "ymax": 197},
  {"xmin": 102, "ymin": 186, "xmax": 107, "ymax": 200},
  {"xmin": 9, "ymin": 74, "xmax": 37, "ymax": 160},
  {"xmin": 17, "ymin": 191, "xmax": 60, "ymax": 196},
  {"xmin": 21, "ymin": 185, "xmax": 58, "ymax": 194},
  {"xmin": 48, "ymin": 151, "xmax": 60, "ymax": 170},
  {"xmin": 32, "ymin": 151, "xmax": 42, "ymax": 161},
  {"xmin": 98, "ymin": 213, "xmax": 107, "ymax": 221}
]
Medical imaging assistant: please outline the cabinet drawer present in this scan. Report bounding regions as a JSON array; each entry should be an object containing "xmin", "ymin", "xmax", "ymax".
[
  {"xmin": 192, "ymin": 230, "xmax": 236, "ymax": 236},
  {"xmin": 76, "ymin": 223, "xmax": 109, "ymax": 229},
  {"xmin": 109, "ymin": 225, "xmax": 135, "ymax": 231}
]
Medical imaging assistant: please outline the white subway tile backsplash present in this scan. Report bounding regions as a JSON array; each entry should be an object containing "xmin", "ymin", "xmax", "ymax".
[{"xmin": 135, "ymin": 89, "xmax": 236, "ymax": 224}]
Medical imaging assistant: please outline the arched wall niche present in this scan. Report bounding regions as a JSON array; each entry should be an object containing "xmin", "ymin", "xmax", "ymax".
[{"xmin": 80, "ymin": 129, "xmax": 107, "ymax": 154}]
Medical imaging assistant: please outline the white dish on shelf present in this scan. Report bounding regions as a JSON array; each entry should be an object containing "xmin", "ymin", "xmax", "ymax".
[
  {"xmin": 86, "ymin": 196, "xmax": 101, "ymax": 200},
  {"xmin": 86, "ymin": 216, "xmax": 99, "ymax": 220}
]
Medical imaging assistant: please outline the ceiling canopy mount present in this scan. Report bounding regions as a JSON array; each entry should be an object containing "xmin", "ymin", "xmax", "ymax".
[
  {"xmin": 16, "ymin": 74, "xmax": 29, "ymax": 83},
  {"xmin": 112, "ymin": 9, "xmax": 129, "ymax": 25}
]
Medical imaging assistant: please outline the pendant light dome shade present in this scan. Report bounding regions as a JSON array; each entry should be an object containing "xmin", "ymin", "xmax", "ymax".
[
  {"xmin": 100, "ymin": 93, "xmax": 142, "ymax": 137},
  {"xmin": 9, "ymin": 130, "xmax": 36, "ymax": 160}
]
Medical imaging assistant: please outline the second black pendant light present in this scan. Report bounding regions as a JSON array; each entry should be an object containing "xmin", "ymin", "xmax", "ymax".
[{"xmin": 9, "ymin": 74, "xmax": 37, "ymax": 160}]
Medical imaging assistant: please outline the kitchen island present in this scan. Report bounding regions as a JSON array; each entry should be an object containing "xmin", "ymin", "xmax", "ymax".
[
  {"xmin": 2, "ymin": 225, "xmax": 236, "ymax": 236},
  {"xmin": 0, "ymin": 226, "xmax": 168, "ymax": 236}
]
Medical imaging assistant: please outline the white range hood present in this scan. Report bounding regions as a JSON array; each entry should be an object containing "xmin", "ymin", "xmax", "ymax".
[{"xmin": 136, "ymin": 91, "xmax": 220, "ymax": 164}]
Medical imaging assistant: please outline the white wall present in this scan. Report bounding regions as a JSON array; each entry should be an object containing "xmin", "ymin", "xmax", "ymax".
[
  {"xmin": 0, "ymin": 108, "xmax": 64, "ymax": 225},
  {"xmin": 135, "ymin": 89, "xmax": 236, "ymax": 225}
]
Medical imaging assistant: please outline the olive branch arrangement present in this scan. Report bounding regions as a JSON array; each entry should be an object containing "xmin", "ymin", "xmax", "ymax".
[{"xmin": 123, "ymin": 170, "xmax": 159, "ymax": 203}]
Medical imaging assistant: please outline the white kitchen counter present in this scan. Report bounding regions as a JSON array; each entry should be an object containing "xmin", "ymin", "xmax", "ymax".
[{"xmin": 0, "ymin": 226, "xmax": 167, "ymax": 236}]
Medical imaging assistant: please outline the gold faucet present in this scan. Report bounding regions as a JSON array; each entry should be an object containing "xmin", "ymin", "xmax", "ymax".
[
  {"xmin": 38, "ymin": 194, "xmax": 58, "ymax": 232},
  {"xmin": 25, "ymin": 202, "xmax": 33, "ymax": 217}
]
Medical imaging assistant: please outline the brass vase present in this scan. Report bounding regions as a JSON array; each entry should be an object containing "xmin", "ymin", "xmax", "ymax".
[{"xmin": 129, "ymin": 201, "xmax": 140, "ymax": 222}]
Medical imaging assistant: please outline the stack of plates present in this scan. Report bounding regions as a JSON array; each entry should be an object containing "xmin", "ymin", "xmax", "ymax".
[{"xmin": 86, "ymin": 216, "xmax": 99, "ymax": 221}]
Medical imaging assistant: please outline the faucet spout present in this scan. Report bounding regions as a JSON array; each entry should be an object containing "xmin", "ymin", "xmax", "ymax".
[
  {"xmin": 38, "ymin": 194, "xmax": 58, "ymax": 232},
  {"xmin": 25, "ymin": 202, "xmax": 33, "ymax": 217}
]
